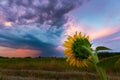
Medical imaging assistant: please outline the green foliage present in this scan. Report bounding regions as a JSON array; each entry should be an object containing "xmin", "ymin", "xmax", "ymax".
[
  {"xmin": 98, "ymin": 52, "xmax": 120, "ymax": 59},
  {"xmin": 0, "ymin": 57, "xmax": 119, "ymax": 80},
  {"xmin": 97, "ymin": 55, "xmax": 120, "ymax": 69},
  {"xmin": 96, "ymin": 46, "xmax": 111, "ymax": 52}
]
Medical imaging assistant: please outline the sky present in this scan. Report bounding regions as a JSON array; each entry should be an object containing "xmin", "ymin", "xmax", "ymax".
[{"xmin": 0, "ymin": 0, "xmax": 120, "ymax": 57}]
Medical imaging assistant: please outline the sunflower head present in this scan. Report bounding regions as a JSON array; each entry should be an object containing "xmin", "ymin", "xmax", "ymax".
[{"xmin": 64, "ymin": 32, "xmax": 92, "ymax": 67}]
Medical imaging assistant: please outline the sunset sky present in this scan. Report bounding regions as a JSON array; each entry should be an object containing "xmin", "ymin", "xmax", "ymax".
[{"xmin": 0, "ymin": 0, "xmax": 120, "ymax": 57}]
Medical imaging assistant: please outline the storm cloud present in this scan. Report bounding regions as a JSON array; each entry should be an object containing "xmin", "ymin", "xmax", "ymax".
[
  {"xmin": 0, "ymin": 0, "xmax": 88, "ymax": 27},
  {"xmin": 0, "ymin": 0, "xmax": 90, "ymax": 57},
  {"xmin": 0, "ymin": 24, "xmax": 64, "ymax": 56}
]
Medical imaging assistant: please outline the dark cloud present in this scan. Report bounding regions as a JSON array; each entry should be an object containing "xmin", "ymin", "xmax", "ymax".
[
  {"xmin": 0, "ymin": 0, "xmax": 88, "ymax": 27},
  {"xmin": 0, "ymin": 0, "xmax": 90, "ymax": 57},
  {"xmin": 0, "ymin": 26, "xmax": 62, "ymax": 56}
]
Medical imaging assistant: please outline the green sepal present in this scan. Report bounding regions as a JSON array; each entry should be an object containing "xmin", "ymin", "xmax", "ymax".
[{"xmin": 97, "ymin": 55, "xmax": 120, "ymax": 69}]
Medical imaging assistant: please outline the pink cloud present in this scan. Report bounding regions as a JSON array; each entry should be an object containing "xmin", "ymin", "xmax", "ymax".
[
  {"xmin": 0, "ymin": 11, "xmax": 13, "ymax": 27},
  {"xmin": 63, "ymin": 18, "xmax": 120, "ymax": 41},
  {"xmin": 111, "ymin": 36, "xmax": 120, "ymax": 41},
  {"xmin": 0, "ymin": 46, "xmax": 40, "ymax": 57},
  {"xmin": 64, "ymin": 18, "xmax": 84, "ymax": 36},
  {"xmin": 88, "ymin": 26, "xmax": 120, "ymax": 40},
  {"xmin": 106, "ymin": 36, "xmax": 120, "ymax": 42}
]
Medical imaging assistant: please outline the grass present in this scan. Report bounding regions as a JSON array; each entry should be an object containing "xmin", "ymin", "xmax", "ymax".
[{"xmin": 0, "ymin": 53, "xmax": 119, "ymax": 80}]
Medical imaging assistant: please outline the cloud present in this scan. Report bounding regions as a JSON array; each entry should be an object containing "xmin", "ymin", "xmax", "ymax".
[
  {"xmin": 0, "ymin": 0, "xmax": 88, "ymax": 27},
  {"xmin": 88, "ymin": 26, "xmax": 120, "ymax": 40},
  {"xmin": 0, "ymin": 24, "xmax": 64, "ymax": 57},
  {"xmin": 92, "ymin": 30, "xmax": 120, "ymax": 52},
  {"xmin": 0, "ymin": 0, "xmax": 90, "ymax": 57},
  {"xmin": 62, "ymin": 18, "xmax": 120, "ymax": 52},
  {"xmin": 0, "ymin": 46, "xmax": 40, "ymax": 57},
  {"xmin": 108, "ymin": 36, "xmax": 120, "ymax": 41},
  {"xmin": 64, "ymin": 18, "xmax": 84, "ymax": 36},
  {"xmin": 63, "ymin": 18, "xmax": 120, "ymax": 40}
]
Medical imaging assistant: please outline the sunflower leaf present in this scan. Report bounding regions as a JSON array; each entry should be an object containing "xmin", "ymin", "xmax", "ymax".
[
  {"xmin": 97, "ymin": 55, "xmax": 120, "ymax": 69},
  {"xmin": 96, "ymin": 46, "xmax": 111, "ymax": 52}
]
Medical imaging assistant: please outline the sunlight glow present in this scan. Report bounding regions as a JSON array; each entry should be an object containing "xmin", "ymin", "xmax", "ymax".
[
  {"xmin": 0, "ymin": 46, "xmax": 40, "ymax": 57},
  {"xmin": 4, "ymin": 22, "xmax": 12, "ymax": 27}
]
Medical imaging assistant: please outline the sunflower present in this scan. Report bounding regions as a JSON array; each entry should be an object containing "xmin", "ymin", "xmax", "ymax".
[{"xmin": 64, "ymin": 32, "xmax": 92, "ymax": 67}]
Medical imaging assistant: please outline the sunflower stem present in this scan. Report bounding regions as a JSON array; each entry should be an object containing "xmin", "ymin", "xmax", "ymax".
[
  {"xmin": 94, "ymin": 51, "xmax": 107, "ymax": 80},
  {"xmin": 82, "ymin": 46, "xmax": 107, "ymax": 80},
  {"xmin": 95, "ymin": 65, "xmax": 107, "ymax": 80},
  {"xmin": 93, "ymin": 55, "xmax": 107, "ymax": 80}
]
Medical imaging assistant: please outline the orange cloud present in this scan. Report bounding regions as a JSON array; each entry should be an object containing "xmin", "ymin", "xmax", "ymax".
[{"xmin": 0, "ymin": 46, "xmax": 40, "ymax": 57}]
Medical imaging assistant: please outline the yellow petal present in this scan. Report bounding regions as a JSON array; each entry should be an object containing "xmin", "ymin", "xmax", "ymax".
[
  {"xmin": 64, "ymin": 49, "xmax": 73, "ymax": 56},
  {"xmin": 76, "ymin": 59, "xmax": 80, "ymax": 67},
  {"xmin": 64, "ymin": 42, "xmax": 72, "ymax": 48},
  {"xmin": 83, "ymin": 61, "xmax": 88, "ymax": 67},
  {"xmin": 79, "ymin": 32, "xmax": 82, "ymax": 38},
  {"xmin": 66, "ymin": 57, "xmax": 70, "ymax": 62},
  {"xmin": 69, "ymin": 58, "xmax": 75, "ymax": 66},
  {"xmin": 64, "ymin": 49, "xmax": 72, "ymax": 53},
  {"xmin": 72, "ymin": 58, "xmax": 76, "ymax": 66},
  {"xmin": 86, "ymin": 36, "xmax": 89, "ymax": 40},
  {"xmin": 74, "ymin": 32, "xmax": 78, "ymax": 40},
  {"xmin": 64, "ymin": 41, "xmax": 73, "ymax": 46},
  {"xmin": 79, "ymin": 60, "xmax": 84, "ymax": 68},
  {"xmin": 67, "ymin": 35, "xmax": 74, "ymax": 41}
]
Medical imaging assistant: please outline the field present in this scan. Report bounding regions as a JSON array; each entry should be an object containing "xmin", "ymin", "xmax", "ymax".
[{"xmin": 0, "ymin": 53, "xmax": 120, "ymax": 80}]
